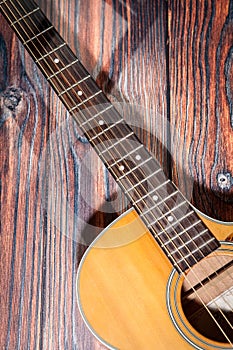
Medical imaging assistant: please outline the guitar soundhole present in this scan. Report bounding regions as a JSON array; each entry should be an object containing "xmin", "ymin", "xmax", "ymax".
[{"xmin": 181, "ymin": 254, "xmax": 233, "ymax": 344}]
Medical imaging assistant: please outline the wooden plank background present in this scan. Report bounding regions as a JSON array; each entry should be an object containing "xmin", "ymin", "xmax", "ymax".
[{"xmin": 0, "ymin": 0, "xmax": 232, "ymax": 349}]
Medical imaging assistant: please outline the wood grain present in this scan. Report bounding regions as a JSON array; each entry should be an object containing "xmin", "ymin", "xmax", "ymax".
[
  {"xmin": 0, "ymin": 1, "xmax": 232, "ymax": 349},
  {"xmin": 0, "ymin": 1, "xmax": 168, "ymax": 349},
  {"xmin": 169, "ymin": 0, "xmax": 233, "ymax": 222}
]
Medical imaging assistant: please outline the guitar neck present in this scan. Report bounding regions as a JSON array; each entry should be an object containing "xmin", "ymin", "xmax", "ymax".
[{"xmin": 0, "ymin": 0, "xmax": 220, "ymax": 272}]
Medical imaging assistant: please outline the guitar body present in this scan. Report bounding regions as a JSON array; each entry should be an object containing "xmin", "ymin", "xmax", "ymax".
[{"xmin": 77, "ymin": 209, "xmax": 233, "ymax": 350}]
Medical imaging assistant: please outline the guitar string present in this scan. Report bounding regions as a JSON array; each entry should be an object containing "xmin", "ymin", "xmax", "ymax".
[
  {"xmin": 1, "ymin": 0, "xmax": 233, "ymax": 334},
  {"xmin": 1, "ymin": 0, "xmax": 233, "ymax": 342}
]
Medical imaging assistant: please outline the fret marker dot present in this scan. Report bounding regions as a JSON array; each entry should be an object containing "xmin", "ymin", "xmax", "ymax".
[
  {"xmin": 167, "ymin": 215, "xmax": 174, "ymax": 222},
  {"xmin": 119, "ymin": 165, "xmax": 125, "ymax": 171},
  {"xmin": 77, "ymin": 90, "xmax": 83, "ymax": 96},
  {"xmin": 153, "ymin": 195, "xmax": 158, "ymax": 201},
  {"xmin": 99, "ymin": 120, "xmax": 104, "ymax": 125},
  {"xmin": 135, "ymin": 155, "xmax": 141, "ymax": 161},
  {"xmin": 54, "ymin": 58, "xmax": 59, "ymax": 64}
]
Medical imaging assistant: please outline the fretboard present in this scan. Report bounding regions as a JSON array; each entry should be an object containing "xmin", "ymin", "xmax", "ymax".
[{"xmin": 0, "ymin": 0, "xmax": 220, "ymax": 272}]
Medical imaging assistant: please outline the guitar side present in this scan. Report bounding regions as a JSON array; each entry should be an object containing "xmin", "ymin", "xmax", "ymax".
[{"xmin": 77, "ymin": 209, "xmax": 233, "ymax": 350}]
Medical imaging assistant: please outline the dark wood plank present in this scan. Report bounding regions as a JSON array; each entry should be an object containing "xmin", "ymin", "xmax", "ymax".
[
  {"xmin": 0, "ymin": 1, "xmax": 168, "ymax": 349},
  {"xmin": 169, "ymin": 0, "xmax": 233, "ymax": 222}
]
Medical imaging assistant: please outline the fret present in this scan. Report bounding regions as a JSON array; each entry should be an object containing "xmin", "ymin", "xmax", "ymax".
[
  {"xmin": 0, "ymin": 2, "xmax": 19, "ymax": 24},
  {"xmin": 7, "ymin": 0, "xmax": 37, "ymax": 13},
  {"xmin": 133, "ymin": 187, "xmax": 159, "ymax": 205},
  {"xmin": 58, "ymin": 76, "xmax": 91, "ymax": 96},
  {"xmin": 160, "ymin": 219, "xmax": 202, "ymax": 246},
  {"xmin": 47, "ymin": 59, "xmax": 79, "ymax": 80},
  {"xmin": 27, "ymin": 29, "xmax": 65, "ymax": 61},
  {"xmin": 148, "ymin": 209, "xmax": 194, "ymax": 229},
  {"xmin": 23, "ymin": 25, "xmax": 54, "ymax": 45},
  {"xmin": 79, "ymin": 109, "xmax": 135, "ymax": 156},
  {"xmin": 153, "ymin": 190, "xmax": 179, "ymax": 209},
  {"xmin": 105, "ymin": 152, "xmax": 160, "ymax": 196},
  {"xmin": 108, "ymin": 145, "xmax": 144, "ymax": 168},
  {"xmin": 47, "ymin": 44, "xmax": 85, "ymax": 77},
  {"xmin": 142, "ymin": 200, "xmax": 187, "ymax": 225},
  {"xmin": 167, "ymin": 237, "xmax": 195, "ymax": 255},
  {"xmin": 1, "ymin": 1, "xmax": 66, "ymax": 62},
  {"xmin": 130, "ymin": 180, "xmax": 179, "ymax": 214},
  {"xmin": 141, "ymin": 190, "xmax": 188, "ymax": 225},
  {"xmin": 116, "ymin": 156, "xmax": 153, "ymax": 181},
  {"xmin": 156, "ymin": 223, "xmax": 191, "ymax": 246},
  {"xmin": 125, "ymin": 170, "xmax": 163, "ymax": 194},
  {"xmin": 68, "ymin": 90, "xmax": 103, "ymax": 112},
  {"xmin": 154, "ymin": 212, "xmax": 200, "ymax": 253},
  {"xmin": 86, "ymin": 125, "xmax": 147, "ymax": 172},
  {"xmin": 2, "ymin": 1, "xmax": 54, "ymax": 43},
  {"xmin": 159, "ymin": 225, "xmax": 211, "ymax": 256},
  {"xmin": 100, "ymin": 132, "xmax": 134, "ymax": 155},
  {"xmin": 11, "ymin": 6, "xmax": 40, "ymax": 25},
  {"xmin": 175, "ymin": 237, "xmax": 216, "ymax": 265},
  {"xmin": 0, "ymin": 0, "xmax": 38, "ymax": 24},
  {"xmin": 35, "ymin": 43, "xmax": 66, "ymax": 62},
  {"xmin": 98, "ymin": 131, "xmax": 135, "ymax": 159},
  {"xmin": 154, "ymin": 179, "xmax": 171, "ymax": 192},
  {"xmin": 89, "ymin": 118, "xmax": 124, "ymax": 141},
  {"xmin": 141, "ymin": 190, "xmax": 179, "ymax": 215},
  {"xmin": 45, "ymin": 56, "xmax": 92, "ymax": 94},
  {"xmin": 74, "ymin": 104, "xmax": 123, "ymax": 142},
  {"xmin": 80, "ymin": 105, "xmax": 113, "ymax": 127},
  {"xmin": 147, "ymin": 204, "xmax": 220, "ymax": 272},
  {"xmin": 169, "ymin": 229, "xmax": 210, "ymax": 256},
  {"xmin": 166, "ymin": 228, "xmax": 209, "ymax": 255},
  {"xmin": 195, "ymin": 236, "xmax": 217, "ymax": 251},
  {"xmin": 159, "ymin": 212, "xmax": 206, "ymax": 241},
  {"xmin": 45, "ymin": 59, "xmax": 109, "ymax": 112},
  {"xmin": 106, "ymin": 139, "xmax": 155, "ymax": 172},
  {"xmin": 117, "ymin": 156, "xmax": 153, "ymax": 181}
]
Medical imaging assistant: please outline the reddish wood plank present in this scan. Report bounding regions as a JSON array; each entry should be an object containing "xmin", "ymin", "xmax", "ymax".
[{"xmin": 169, "ymin": 0, "xmax": 233, "ymax": 222}]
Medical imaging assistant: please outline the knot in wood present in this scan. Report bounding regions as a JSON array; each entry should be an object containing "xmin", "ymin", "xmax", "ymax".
[
  {"xmin": 2, "ymin": 87, "xmax": 22, "ymax": 111},
  {"xmin": 217, "ymin": 172, "xmax": 232, "ymax": 190}
]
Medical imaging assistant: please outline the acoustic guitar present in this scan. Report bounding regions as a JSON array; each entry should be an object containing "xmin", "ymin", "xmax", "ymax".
[{"xmin": 0, "ymin": 0, "xmax": 232, "ymax": 349}]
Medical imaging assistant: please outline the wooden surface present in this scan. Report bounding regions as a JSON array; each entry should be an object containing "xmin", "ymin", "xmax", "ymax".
[
  {"xmin": 169, "ymin": 0, "xmax": 233, "ymax": 222},
  {"xmin": 0, "ymin": 1, "xmax": 232, "ymax": 349}
]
